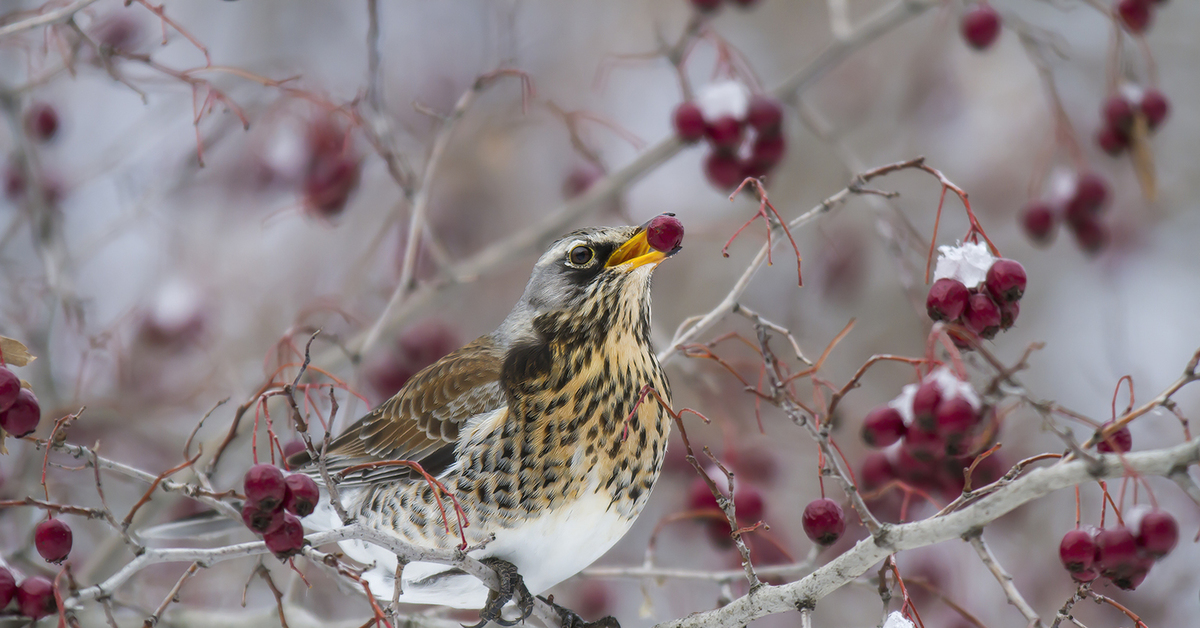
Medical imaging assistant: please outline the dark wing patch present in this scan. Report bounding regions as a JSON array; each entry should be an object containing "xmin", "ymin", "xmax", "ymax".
[{"xmin": 289, "ymin": 336, "xmax": 504, "ymax": 486}]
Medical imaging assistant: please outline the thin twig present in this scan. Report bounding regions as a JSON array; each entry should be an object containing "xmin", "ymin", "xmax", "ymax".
[{"xmin": 965, "ymin": 533, "xmax": 1044, "ymax": 628}]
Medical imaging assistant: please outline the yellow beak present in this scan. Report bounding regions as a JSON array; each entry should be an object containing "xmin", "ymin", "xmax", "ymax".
[{"xmin": 605, "ymin": 230, "xmax": 666, "ymax": 271}]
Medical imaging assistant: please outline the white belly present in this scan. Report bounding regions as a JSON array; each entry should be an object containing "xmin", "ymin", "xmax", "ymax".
[{"xmin": 328, "ymin": 488, "xmax": 633, "ymax": 609}]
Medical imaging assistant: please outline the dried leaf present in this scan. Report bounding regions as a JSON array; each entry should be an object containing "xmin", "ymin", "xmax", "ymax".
[
  {"xmin": 0, "ymin": 336, "xmax": 36, "ymax": 367},
  {"xmin": 1130, "ymin": 114, "xmax": 1157, "ymax": 203}
]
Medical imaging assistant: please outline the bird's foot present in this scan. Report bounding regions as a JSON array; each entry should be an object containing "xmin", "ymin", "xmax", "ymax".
[
  {"xmin": 538, "ymin": 595, "xmax": 620, "ymax": 628},
  {"xmin": 463, "ymin": 558, "xmax": 534, "ymax": 628}
]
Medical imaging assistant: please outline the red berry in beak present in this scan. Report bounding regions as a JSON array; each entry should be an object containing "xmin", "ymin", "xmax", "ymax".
[{"xmin": 645, "ymin": 214, "xmax": 684, "ymax": 253}]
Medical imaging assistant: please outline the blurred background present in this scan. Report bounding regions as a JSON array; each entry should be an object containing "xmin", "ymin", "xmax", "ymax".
[{"xmin": 1, "ymin": 0, "xmax": 1199, "ymax": 626}]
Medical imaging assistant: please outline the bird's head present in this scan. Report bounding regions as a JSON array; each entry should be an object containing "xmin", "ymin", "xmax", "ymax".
[{"xmin": 498, "ymin": 216, "xmax": 683, "ymax": 346}]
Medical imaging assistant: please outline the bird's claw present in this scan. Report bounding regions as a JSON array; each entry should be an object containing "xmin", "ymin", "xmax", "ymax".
[
  {"xmin": 466, "ymin": 558, "xmax": 534, "ymax": 627},
  {"xmin": 538, "ymin": 595, "xmax": 621, "ymax": 628}
]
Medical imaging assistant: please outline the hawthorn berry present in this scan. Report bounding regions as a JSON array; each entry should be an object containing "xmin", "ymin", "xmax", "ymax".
[
  {"xmin": 282, "ymin": 440, "xmax": 307, "ymax": 461},
  {"xmin": 1103, "ymin": 95, "xmax": 1135, "ymax": 132},
  {"xmin": 860, "ymin": 452, "xmax": 895, "ymax": 491},
  {"xmin": 912, "ymin": 380, "xmax": 942, "ymax": 431},
  {"xmin": 304, "ymin": 153, "xmax": 360, "ymax": 217},
  {"xmin": 672, "ymin": 102, "xmax": 706, "ymax": 142},
  {"xmin": 0, "ymin": 566, "xmax": 14, "ymax": 608},
  {"xmin": 263, "ymin": 512, "xmax": 305, "ymax": 558},
  {"xmin": 1095, "ymin": 420, "xmax": 1132, "ymax": 453},
  {"xmin": 34, "ymin": 518, "xmax": 73, "ymax": 563},
  {"xmin": 861, "ymin": 406, "xmax": 906, "ymax": 448},
  {"xmin": 244, "ymin": 464, "xmax": 287, "ymax": 511},
  {"xmin": 802, "ymin": 498, "xmax": 846, "ymax": 546},
  {"xmin": 1095, "ymin": 526, "xmax": 1138, "ymax": 579},
  {"xmin": 0, "ymin": 388, "xmax": 41, "ymax": 438},
  {"xmin": 1135, "ymin": 509, "xmax": 1178, "ymax": 558},
  {"xmin": 24, "ymin": 103, "xmax": 59, "ymax": 142},
  {"xmin": 1021, "ymin": 201, "xmax": 1058, "ymax": 245},
  {"xmin": 242, "ymin": 501, "xmax": 285, "ymax": 534},
  {"xmin": 961, "ymin": 4, "xmax": 1001, "ymax": 50},
  {"xmin": 1059, "ymin": 529, "xmax": 1097, "ymax": 572},
  {"xmin": 1096, "ymin": 125, "xmax": 1129, "ymax": 155},
  {"xmin": 734, "ymin": 485, "xmax": 765, "ymax": 522},
  {"xmin": 984, "ymin": 259, "xmax": 1026, "ymax": 303},
  {"xmin": 746, "ymin": 95, "xmax": 783, "ymax": 135},
  {"xmin": 705, "ymin": 116, "xmax": 743, "ymax": 151},
  {"xmin": 999, "ymin": 300, "xmax": 1020, "ymax": 330},
  {"xmin": 1065, "ymin": 172, "xmax": 1109, "ymax": 225},
  {"xmin": 17, "ymin": 576, "xmax": 57, "ymax": 619},
  {"xmin": 284, "ymin": 473, "xmax": 320, "ymax": 517},
  {"xmin": 750, "ymin": 134, "xmax": 786, "ymax": 170},
  {"xmin": 962, "ymin": 293, "xmax": 1002, "ymax": 339},
  {"xmin": 646, "ymin": 214, "xmax": 685, "ymax": 252},
  {"xmin": 903, "ymin": 425, "xmax": 946, "ymax": 461},
  {"xmin": 926, "ymin": 278, "xmax": 969, "ymax": 322},
  {"xmin": 1140, "ymin": 89, "xmax": 1169, "ymax": 129},
  {"xmin": 935, "ymin": 396, "xmax": 978, "ymax": 437},
  {"xmin": 1071, "ymin": 568, "xmax": 1100, "ymax": 583},
  {"xmin": 1071, "ymin": 217, "xmax": 1109, "ymax": 255},
  {"xmin": 704, "ymin": 151, "xmax": 743, "ymax": 189},
  {"xmin": 1116, "ymin": 0, "xmax": 1153, "ymax": 34},
  {"xmin": 0, "ymin": 367, "xmax": 19, "ymax": 412}
]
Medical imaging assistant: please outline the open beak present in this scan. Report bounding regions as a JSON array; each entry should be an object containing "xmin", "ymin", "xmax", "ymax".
[{"xmin": 605, "ymin": 229, "xmax": 668, "ymax": 271}]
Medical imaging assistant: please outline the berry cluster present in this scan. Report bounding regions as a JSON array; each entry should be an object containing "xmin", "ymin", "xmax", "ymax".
[
  {"xmin": 1058, "ymin": 507, "xmax": 1178, "ymax": 589},
  {"xmin": 0, "ymin": 567, "xmax": 56, "ymax": 620},
  {"xmin": 960, "ymin": 3, "xmax": 1001, "ymax": 50},
  {"xmin": 240, "ymin": 463, "xmax": 319, "ymax": 558},
  {"xmin": 688, "ymin": 0, "xmax": 759, "ymax": 14},
  {"xmin": 672, "ymin": 82, "xmax": 787, "ymax": 190},
  {"xmin": 1021, "ymin": 170, "xmax": 1111, "ymax": 254},
  {"xmin": 0, "ymin": 365, "xmax": 41, "ymax": 438},
  {"xmin": 925, "ymin": 243, "xmax": 1026, "ymax": 343},
  {"xmin": 1115, "ymin": 0, "xmax": 1168, "ymax": 34},
  {"xmin": 1095, "ymin": 86, "xmax": 1170, "ymax": 156}
]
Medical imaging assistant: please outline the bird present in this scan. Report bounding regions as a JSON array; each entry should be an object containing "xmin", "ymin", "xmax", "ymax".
[{"xmin": 288, "ymin": 217, "xmax": 683, "ymax": 626}]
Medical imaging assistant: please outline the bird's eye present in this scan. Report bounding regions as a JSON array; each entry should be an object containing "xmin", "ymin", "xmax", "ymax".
[{"xmin": 568, "ymin": 245, "xmax": 594, "ymax": 266}]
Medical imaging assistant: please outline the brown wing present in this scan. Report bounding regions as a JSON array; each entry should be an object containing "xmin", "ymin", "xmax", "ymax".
[{"xmin": 289, "ymin": 335, "xmax": 504, "ymax": 485}]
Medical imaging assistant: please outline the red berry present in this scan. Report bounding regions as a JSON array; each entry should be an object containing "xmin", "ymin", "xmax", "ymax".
[
  {"xmin": 263, "ymin": 512, "xmax": 305, "ymax": 558},
  {"xmin": 282, "ymin": 440, "xmax": 306, "ymax": 461},
  {"xmin": 673, "ymin": 102, "xmax": 706, "ymax": 142},
  {"xmin": 94, "ymin": 14, "xmax": 141, "ymax": 51},
  {"xmin": 860, "ymin": 452, "xmax": 895, "ymax": 491},
  {"xmin": 1135, "ymin": 509, "xmax": 1178, "ymax": 558},
  {"xmin": 243, "ymin": 464, "xmax": 287, "ymax": 511},
  {"xmin": 999, "ymin": 300, "xmax": 1020, "ymax": 330},
  {"xmin": 688, "ymin": 476, "xmax": 720, "ymax": 513},
  {"xmin": 1021, "ymin": 201, "xmax": 1059, "ymax": 246},
  {"xmin": 1103, "ymin": 95, "xmax": 1135, "ymax": 132},
  {"xmin": 1071, "ymin": 568, "xmax": 1100, "ymax": 583},
  {"xmin": 1139, "ymin": 89, "xmax": 1169, "ymax": 129},
  {"xmin": 1059, "ymin": 529, "xmax": 1097, "ymax": 572},
  {"xmin": 1095, "ymin": 526, "xmax": 1138, "ymax": 579},
  {"xmin": 1095, "ymin": 420, "xmax": 1132, "ymax": 453},
  {"xmin": 749, "ymin": 134, "xmax": 786, "ymax": 170},
  {"xmin": 1111, "ymin": 559, "xmax": 1152, "ymax": 590},
  {"xmin": 704, "ymin": 151, "xmax": 743, "ymax": 189},
  {"xmin": 646, "ymin": 214, "xmax": 685, "ymax": 252},
  {"xmin": 734, "ymin": 486, "xmax": 765, "ymax": 522},
  {"xmin": 17, "ymin": 576, "xmax": 57, "ymax": 619},
  {"xmin": 912, "ymin": 380, "xmax": 942, "ymax": 431},
  {"xmin": 926, "ymin": 278, "xmax": 969, "ymax": 322},
  {"xmin": 34, "ymin": 518, "xmax": 72, "ymax": 563},
  {"xmin": 690, "ymin": 0, "xmax": 722, "ymax": 13},
  {"xmin": 961, "ymin": 4, "xmax": 1001, "ymax": 50},
  {"xmin": 0, "ymin": 566, "xmax": 15, "ymax": 608},
  {"xmin": 802, "ymin": 498, "xmax": 846, "ymax": 546},
  {"xmin": 25, "ymin": 103, "xmax": 59, "ymax": 142},
  {"xmin": 705, "ymin": 116, "xmax": 743, "ymax": 151},
  {"xmin": 0, "ymin": 367, "xmax": 19, "ymax": 412},
  {"xmin": 1096, "ymin": 124, "xmax": 1130, "ymax": 156},
  {"xmin": 304, "ymin": 154, "xmax": 360, "ymax": 217},
  {"xmin": 861, "ymin": 406, "xmax": 906, "ymax": 448},
  {"xmin": 0, "ymin": 388, "xmax": 41, "ymax": 438},
  {"xmin": 242, "ymin": 501, "xmax": 285, "ymax": 534},
  {"xmin": 746, "ymin": 95, "xmax": 783, "ymax": 135},
  {"xmin": 1071, "ymin": 217, "xmax": 1110, "ymax": 255},
  {"xmin": 903, "ymin": 425, "xmax": 946, "ymax": 461},
  {"xmin": 985, "ymin": 258, "xmax": 1026, "ymax": 303},
  {"xmin": 284, "ymin": 473, "xmax": 320, "ymax": 517},
  {"xmin": 1065, "ymin": 172, "xmax": 1109, "ymax": 225},
  {"xmin": 935, "ymin": 397, "xmax": 978, "ymax": 437},
  {"xmin": 1116, "ymin": 0, "xmax": 1153, "ymax": 33},
  {"xmin": 962, "ymin": 293, "xmax": 1002, "ymax": 339}
]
